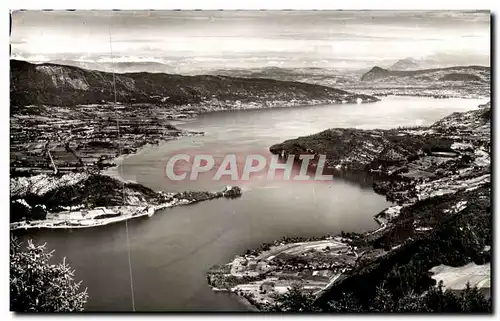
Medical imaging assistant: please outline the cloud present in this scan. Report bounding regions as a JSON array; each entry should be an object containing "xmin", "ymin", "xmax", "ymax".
[{"xmin": 11, "ymin": 10, "xmax": 490, "ymax": 73}]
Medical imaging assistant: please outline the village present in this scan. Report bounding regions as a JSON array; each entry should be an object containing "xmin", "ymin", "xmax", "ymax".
[
  {"xmin": 207, "ymin": 238, "xmax": 359, "ymax": 309},
  {"xmin": 11, "ymin": 199, "xmax": 180, "ymax": 230}
]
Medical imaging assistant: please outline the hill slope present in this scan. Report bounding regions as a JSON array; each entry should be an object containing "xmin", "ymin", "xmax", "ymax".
[
  {"xmin": 10, "ymin": 60, "xmax": 378, "ymax": 108},
  {"xmin": 361, "ymin": 65, "xmax": 490, "ymax": 83},
  {"xmin": 350, "ymin": 65, "xmax": 491, "ymax": 98}
]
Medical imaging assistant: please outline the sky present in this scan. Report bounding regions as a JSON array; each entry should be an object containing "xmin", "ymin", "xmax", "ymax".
[{"xmin": 10, "ymin": 10, "xmax": 491, "ymax": 74}]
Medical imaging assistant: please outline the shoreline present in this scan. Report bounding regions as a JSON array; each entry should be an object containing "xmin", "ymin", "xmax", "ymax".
[
  {"xmin": 206, "ymin": 237, "xmax": 357, "ymax": 311},
  {"xmin": 233, "ymin": 295, "xmax": 261, "ymax": 312},
  {"xmin": 103, "ymin": 94, "xmax": 487, "ymax": 186},
  {"xmin": 181, "ymin": 94, "xmax": 487, "ymax": 119},
  {"xmin": 10, "ymin": 202, "xmax": 173, "ymax": 231},
  {"xmin": 10, "ymin": 185, "xmax": 242, "ymax": 231},
  {"xmin": 192, "ymin": 96, "xmax": 378, "ymax": 115},
  {"xmin": 102, "ymin": 130, "xmax": 205, "ymax": 180},
  {"xmin": 100, "ymin": 98, "xmax": 379, "ymax": 180}
]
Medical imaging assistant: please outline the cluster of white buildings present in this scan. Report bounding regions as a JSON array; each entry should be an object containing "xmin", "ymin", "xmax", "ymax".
[{"xmin": 46, "ymin": 206, "xmax": 119, "ymax": 220}]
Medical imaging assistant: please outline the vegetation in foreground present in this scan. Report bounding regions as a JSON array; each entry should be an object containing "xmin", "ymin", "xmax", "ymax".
[
  {"xmin": 10, "ymin": 238, "xmax": 88, "ymax": 312},
  {"xmin": 267, "ymin": 282, "xmax": 491, "ymax": 313}
]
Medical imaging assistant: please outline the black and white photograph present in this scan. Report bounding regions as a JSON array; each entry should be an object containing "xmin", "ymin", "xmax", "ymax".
[{"xmin": 9, "ymin": 8, "xmax": 492, "ymax": 313}]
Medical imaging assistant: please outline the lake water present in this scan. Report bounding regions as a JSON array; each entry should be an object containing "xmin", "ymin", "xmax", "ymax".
[{"xmin": 15, "ymin": 96, "xmax": 487, "ymax": 311}]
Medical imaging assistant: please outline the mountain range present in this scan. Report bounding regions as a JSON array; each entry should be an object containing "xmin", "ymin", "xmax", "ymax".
[{"xmin": 10, "ymin": 59, "xmax": 378, "ymax": 108}]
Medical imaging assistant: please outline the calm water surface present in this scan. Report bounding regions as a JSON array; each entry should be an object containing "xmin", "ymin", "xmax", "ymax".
[{"xmin": 16, "ymin": 96, "xmax": 486, "ymax": 311}]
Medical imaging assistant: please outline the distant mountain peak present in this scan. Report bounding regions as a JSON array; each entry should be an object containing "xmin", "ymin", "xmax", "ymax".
[
  {"xmin": 361, "ymin": 66, "xmax": 390, "ymax": 81},
  {"xmin": 389, "ymin": 57, "xmax": 420, "ymax": 70}
]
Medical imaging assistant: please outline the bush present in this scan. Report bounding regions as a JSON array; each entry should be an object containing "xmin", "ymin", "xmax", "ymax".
[{"xmin": 10, "ymin": 238, "xmax": 88, "ymax": 312}]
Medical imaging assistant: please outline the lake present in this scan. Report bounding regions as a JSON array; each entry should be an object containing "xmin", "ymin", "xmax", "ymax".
[{"xmin": 15, "ymin": 96, "xmax": 486, "ymax": 311}]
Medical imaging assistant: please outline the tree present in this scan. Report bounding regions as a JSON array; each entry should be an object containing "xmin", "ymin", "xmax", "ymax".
[
  {"xmin": 10, "ymin": 201, "xmax": 29, "ymax": 222},
  {"xmin": 370, "ymin": 285, "xmax": 395, "ymax": 312},
  {"xmin": 458, "ymin": 282, "xmax": 491, "ymax": 313},
  {"xmin": 326, "ymin": 292, "xmax": 364, "ymax": 312},
  {"xmin": 422, "ymin": 281, "xmax": 491, "ymax": 313},
  {"xmin": 30, "ymin": 204, "xmax": 47, "ymax": 220},
  {"xmin": 396, "ymin": 290, "xmax": 426, "ymax": 312},
  {"xmin": 10, "ymin": 238, "xmax": 88, "ymax": 312}
]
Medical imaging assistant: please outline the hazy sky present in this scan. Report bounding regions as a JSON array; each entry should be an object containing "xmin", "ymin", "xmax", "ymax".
[{"xmin": 10, "ymin": 10, "xmax": 491, "ymax": 73}]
